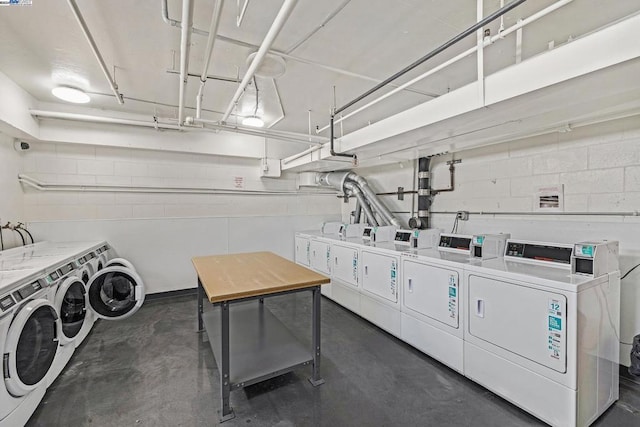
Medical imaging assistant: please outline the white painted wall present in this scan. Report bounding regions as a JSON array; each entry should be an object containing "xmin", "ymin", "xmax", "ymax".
[
  {"xmin": 0, "ymin": 133, "xmax": 26, "ymax": 249},
  {"xmin": 12, "ymin": 140, "xmax": 341, "ymax": 294},
  {"xmin": 343, "ymin": 115, "xmax": 640, "ymax": 365}
]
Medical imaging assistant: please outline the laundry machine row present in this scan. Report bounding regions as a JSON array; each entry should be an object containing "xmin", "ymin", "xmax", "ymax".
[
  {"xmin": 295, "ymin": 226, "xmax": 620, "ymax": 427},
  {"xmin": 0, "ymin": 241, "xmax": 145, "ymax": 426}
]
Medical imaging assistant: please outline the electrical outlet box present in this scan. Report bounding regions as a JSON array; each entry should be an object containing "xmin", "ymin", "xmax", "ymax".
[{"xmin": 260, "ymin": 158, "xmax": 281, "ymax": 178}]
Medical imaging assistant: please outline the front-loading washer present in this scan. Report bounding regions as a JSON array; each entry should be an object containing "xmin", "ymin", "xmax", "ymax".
[
  {"xmin": 0, "ymin": 272, "xmax": 60, "ymax": 427},
  {"xmin": 463, "ymin": 239, "xmax": 620, "ymax": 427},
  {"xmin": 400, "ymin": 233, "xmax": 510, "ymax": 373}
]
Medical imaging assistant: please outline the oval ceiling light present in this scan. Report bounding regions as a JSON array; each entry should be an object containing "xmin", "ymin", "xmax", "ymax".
[
  {"xmin": 51, "ymin": 86, "xmax": 90, "ymax": 104},
  {"xmin": 242, "ymin": 115, "xmax": 265, "ymax": 127}
]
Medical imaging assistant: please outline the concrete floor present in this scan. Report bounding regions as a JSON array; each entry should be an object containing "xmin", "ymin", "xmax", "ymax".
[{"xmin": 28, "ymin": 293, "xmax": 640, "ymax": 426}]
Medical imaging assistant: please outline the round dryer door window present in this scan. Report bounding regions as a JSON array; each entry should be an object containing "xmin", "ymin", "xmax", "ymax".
[
  {"xmin": 55, "ymin": 277, "xmax": 87, "ymax": 343},
  {"xmin": 87, "ymin": 266, "xmax": 145, "ymax": 320},
  {"xmin": 5, "ymin": 299, "xmax": 59, "ymax": 396}
]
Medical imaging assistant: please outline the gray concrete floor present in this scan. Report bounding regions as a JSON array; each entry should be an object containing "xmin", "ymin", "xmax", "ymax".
[{"xmin": 28, "ymin": 293, "xmax": 640, "ymax": 426}]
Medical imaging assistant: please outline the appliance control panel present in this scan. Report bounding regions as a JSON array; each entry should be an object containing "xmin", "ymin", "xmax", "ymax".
[
  {"xmin": 13, "ymin": 280, "xmax": 42, "ymax": 303},
  {"xmin": 438, "ymin": 233, "xmax": 472, "ymax": 254},
  {"xmin": 504, "ymin": 240, "xmax": 573, "ymax": 265}
]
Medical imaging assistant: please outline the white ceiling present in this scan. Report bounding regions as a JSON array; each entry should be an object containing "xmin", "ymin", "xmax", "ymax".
[{"xmin": 0, "ymin": 0, "xmax": 638, "ymax": 142}]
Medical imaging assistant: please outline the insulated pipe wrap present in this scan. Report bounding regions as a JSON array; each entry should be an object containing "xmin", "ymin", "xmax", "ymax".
[{"xmin": 417, "ymin": 157, "xmax": 431, "ymax": 229}]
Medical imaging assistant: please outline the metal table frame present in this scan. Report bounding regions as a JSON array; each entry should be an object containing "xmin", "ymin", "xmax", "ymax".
[{"xmin": 197, "ymin": 278, "xmax": 324, "ymax": 422}]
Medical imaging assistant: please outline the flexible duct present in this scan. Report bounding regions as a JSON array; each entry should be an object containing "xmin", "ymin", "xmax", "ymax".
[
  {"xmin": 354, "ymin": 200, "xmax": 362, "ymax": 224},
  {"xmin": 316, "ymin": 171, "xmax": 399, "ymax": 227},
  {"xmin": 344, "ymin": 181, "xmax": 378, "ymax": 227}
]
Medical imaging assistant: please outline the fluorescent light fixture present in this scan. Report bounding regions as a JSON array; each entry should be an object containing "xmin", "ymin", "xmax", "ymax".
[
  {"xmin": 242, "ymin": 115, "xmax": 265, "ymax": 127},
  {"xmin": 51, "ymin": 86, "xmax": 90, "ymax": 104}
]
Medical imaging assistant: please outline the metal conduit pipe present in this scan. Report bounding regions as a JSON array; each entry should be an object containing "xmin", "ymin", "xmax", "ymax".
[
  {"xmin": 346, "ymin": 173, "xmax": 401, "ymax": 228},
  {"xmin": 344, "ymin": 182, "xmax": 378, "ymax": 226},
  {"xmin": 196, "ymin": 0, "xmax": 225, "ymax": 119},
  {"xmin": 221, "ymin": 0, "xmax": 299, "ymax": 123},
  {"xmin": 178, "ymin": 0, "xmax": 195, "ymax": 125}
]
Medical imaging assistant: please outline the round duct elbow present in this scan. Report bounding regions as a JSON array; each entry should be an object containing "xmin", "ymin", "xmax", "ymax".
[{"xmin": 315, "ymin": 171, "xmax": 351, "ymax": 191}]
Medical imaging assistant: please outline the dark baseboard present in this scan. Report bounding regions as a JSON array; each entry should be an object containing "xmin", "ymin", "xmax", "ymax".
[{"xmin": 146, "ymin": 287, "xmax": 197, "ymax": 301}]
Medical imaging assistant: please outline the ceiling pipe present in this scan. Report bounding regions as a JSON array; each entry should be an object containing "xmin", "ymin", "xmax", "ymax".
[
  {"xmin": 30, "ymin": 110, "xmax": 181, "ymax": 130},
  {"xmin": 30, "ymin": 109, "xmax": 326, "ymax": 145},
  {"xmin": 315, "ymin": 0, "xmax": 572, "ymax": 134},
  {"xmin": 67, "ymin": 0, "xmax": 124, "ymax": 104},
  {"xmin": 196, "ymin": 0, "xmax": 225, "ymax": 119},
  {"xmin": 160, "ymin": 0, "xmax": 435, "ymax": 99},
  {"xmin": 221, "ymin": 0, "xmax": 299, "ymax": 123},
  {"xmin": 178, "ymin": 0, "xmax": 195, "ymax": 125},
  {"xmin": 334, "ymin": 0, "xmax": 527, "ymax": 117},
  {"xmin": 192, "ymin": 116, "xmax": 326, "ymax": 144}
]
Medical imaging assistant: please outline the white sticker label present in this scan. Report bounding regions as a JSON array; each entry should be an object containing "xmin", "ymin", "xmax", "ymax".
[
  {"xmin": 547, "ymin": 299, "xmax": 564, "ymax": 360},
  {"xmin": 390, "ymin": 260, "xmax": 397, "ymax": 296},
  {"xmin": 448, "ymin": 274, "xmax": 458, "ymax": 319}
]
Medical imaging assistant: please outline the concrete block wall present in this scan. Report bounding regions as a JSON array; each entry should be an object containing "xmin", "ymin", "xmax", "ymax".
[
  {"xmin": 19, "ymin": 141, "xmax": 338, "ymax": 221},
  {"xmin": 4, "ymin": 140, "xmax": 342, "ymax": 294},
  {"xmin": 342, "ymin": 115, "xmax": 640, "ymax": 365},
  {"xmin": 0, "ymin": 133, "xmax": 26, "ymax": 249}
]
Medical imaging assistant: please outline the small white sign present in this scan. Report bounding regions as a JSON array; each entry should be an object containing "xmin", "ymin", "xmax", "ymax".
[{"xmin": 233, "ymin": 176, "xmax": 244, "ymax": 189}]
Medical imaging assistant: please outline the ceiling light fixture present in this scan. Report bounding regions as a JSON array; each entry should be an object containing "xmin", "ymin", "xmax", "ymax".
[
  {"xmin": 242, "ymin": 115, "xmax": 265, "ymax": 127},
  {"xmin": 51, "ymin": 86, "xmax": 90, "ymax": 104}
]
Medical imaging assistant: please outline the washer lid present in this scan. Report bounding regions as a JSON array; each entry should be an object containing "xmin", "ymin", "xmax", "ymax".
[
  {"xmin": 87, "ymin": 266, "xmax": 145, "ymax": 320},
  {"xmin": 4, "ymin": 298, "xmax": 59, "ymax": 396}
]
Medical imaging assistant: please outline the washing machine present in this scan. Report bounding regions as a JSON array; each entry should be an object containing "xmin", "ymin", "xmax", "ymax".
[
  {"xmin": 0, "ymin": 270, "xmax": 60, "ymax": 427},
  {"xmin": 296, "ymin": 228, "xmax": 340, "ymax": 299},
  {"xmin": 400, "ymin": 233, "xmax": 509, "ymax": 373},
  {"xmin": 463, "ymin": 239, "xmax": 620, "ymax": 427}
]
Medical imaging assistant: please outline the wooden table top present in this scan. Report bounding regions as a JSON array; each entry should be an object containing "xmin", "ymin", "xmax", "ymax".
[{"xmin": 192, "ymin": 251, "xmax": 330, "ymax": 303}]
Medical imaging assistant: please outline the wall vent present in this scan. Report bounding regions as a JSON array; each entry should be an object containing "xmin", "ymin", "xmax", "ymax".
[{"xmin": 536, "ymin": 185, "xmax": 564, "ymax": 211}]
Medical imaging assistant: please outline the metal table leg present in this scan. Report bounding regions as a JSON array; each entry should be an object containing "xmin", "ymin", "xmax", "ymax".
[
  {"xmin": 197, "ymin": 278, "xmax": 204, "ymax": 332},
  {"xmin": 309, "ymin": 286, "xmax": 325, "ymax": 386},
  {"xmin": 219, "ymin": 300, "xmax": 235, "ymax": 422}
]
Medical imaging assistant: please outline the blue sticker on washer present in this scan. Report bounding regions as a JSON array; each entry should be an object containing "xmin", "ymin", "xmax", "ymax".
[
  {"xmin": 548, "ymin": 316, "xmax": 562, "ymax": 331},
  {"xmin": 449, "ymin": 287, "xmax": 457, "ymax": 297}
]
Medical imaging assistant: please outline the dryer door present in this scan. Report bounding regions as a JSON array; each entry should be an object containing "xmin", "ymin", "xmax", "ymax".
[
  {"xmin": 4, "ymin": 299, "xmax": 59, "ymax": 396},
  {"xmin": 105, "ymin": 257, "xmax": 136, "ymax": 271},
  {"xmin": 87, "ymin": 266, "xmax": 145, "ymax": 320},
  {"xmin": 55, "ymin": 276, "xmax": 88, "ymax": 345}
]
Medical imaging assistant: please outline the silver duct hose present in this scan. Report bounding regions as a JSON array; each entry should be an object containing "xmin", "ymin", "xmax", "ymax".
[
  {"xmin": 344, "ymin": 181, "xmax": 378, "ymax": 226},
  {"xmin": 317, "ymin": 171, "xmax": 399, "ymax": 227},
  {"xmin": 354, "ymin": 200, "xmax": 362, "ymax": 223},
  {"xmin": 346, "ymin": 173, "xmax": 401, "ymax": 228}
]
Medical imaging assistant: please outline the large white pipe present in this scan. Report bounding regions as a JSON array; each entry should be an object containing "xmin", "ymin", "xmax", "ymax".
[
  {"xmin": 67, "ymin": 0, "xmax": 124, "ymax": 104},
  {"xmin": 221, "ymin": 0, "xmax": 299, "ymax": 123},
  {"xmin": 315, "ymin": 0, "xmax": 574, "ymax": 134},
  {"xmin": 30, "ymin": 110, "xmax": 182, "ymax": 130},
  {"xmin": 196, "ymin": 0, "xmax": 225, "ymax": 119},
  {"xmin": 192, "ymin": 116, "xmax": 326, "ymax": 144},
  {"xmin": 178, "ymin": 0, "xmax": 195, "ymax": 125},
  {"xmin": 160, "ymin": 0, "xmax": 433, "ymax": 98}
]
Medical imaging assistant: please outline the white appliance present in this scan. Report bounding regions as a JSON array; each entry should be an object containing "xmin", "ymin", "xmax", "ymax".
[
  {"xmin": 0, "ymin": 271, "xmax": 59, "ymax": 427},
  {"xmin": 399, "ymin": 232, "xmax": 509, "ymax": 373},
  {"xmin": 364, "ymin": 225, "xmax": 396, "ymax": 243},
  {"xmin": 309, "ymin": 236, "xmax": 334, "ymax": 298},
  {"xmin": 463, "ymin": 239, "xmax": 620, "ymax": 427},
  {"xmin": 358, "ymin": 230, "xmax": 441, "ymax": 336},
  {"xmin": 329, "ymin": 237, "xmax": 363, "ymax": 314}
]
